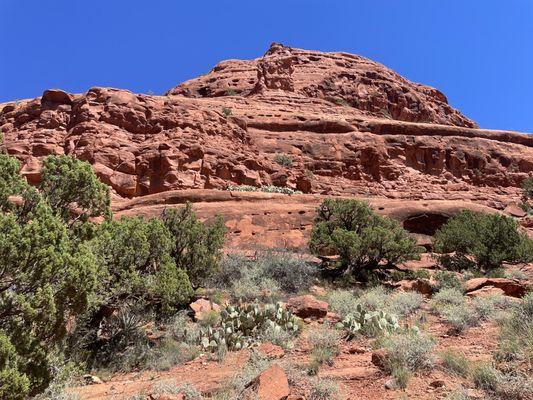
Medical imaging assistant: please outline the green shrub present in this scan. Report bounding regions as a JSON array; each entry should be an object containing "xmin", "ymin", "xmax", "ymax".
[
  {"xmin": 441, "ymin": 349, "xmax": 470, "ymax": 377},
  {"xmin": 391, "ymin": 364, "xmax": 411, "ymax": 389},
  {"xmin": 273, "ymin": 153, "xmax": 293, "ymax": 167},
  {"xmin": 309, "ymin": 378, "xmax": 341, "ymax": 400},
  {"xmin": 146, "ymin": 338, "xmax": 199, "ymax": 371},
  {"xmin": 309, "ymin": 199, "xmax": 422, "ymax": 276},
  {"xmin": 221, "ymin": 107, "xmax": 232, "ymax": 117},
  {"xmin": 152, "ymin": 382, "xmax": 202, "ymax": 399},
  {"xmin": 211, "ymin": 252, "xmax": 316, "ymax": 298},
  {"xmin": 443, "ymin": 388, "xmax": 470, "ymax": 400},
  {"xmin": 162, "ymin": 203, "xmax": 226, "ymax": 286},
  {"xmin": 383, "ymin": 331, "xmax": 435, "ymax": 372},
  {"xmin": 472, "ymin": 363, "xmax": 500, "ymax": 392},
  {"xmin": 356, "ymin": 286, "xmax": 389, "ymax": 311},
  {"xmin": 386, "ymin": 291, "xmax": 424, "ymax": 318},
  {"xmin": 327, "ymin": 290, "xmax": 359, "ymax": 318},
  {"xmin": 227, "ymin": 185, "xmax": 302, "ymax": 195},
  {"xmin": 504, "ymin": 269, "xmax": 528, "ymax": 281},
  {"xmin": 0, "ymin": 201, "xmax": 99, "ymax": 396},
  {"xmin": 0, "ymin": 153, "xmax": 28, "ymax": 213},
  {"xmin": 434, "ymin": 211, "xmax": 533, "ymax": 270},
  {"xmin": 430, "ymin": 288, "xmax": 465, "ymax": 309},
  {"xmin": 439, "ymin": 304, "xmax": 478, "ymax": 334},
  {"xmin": 40, "ymin": 155, "xmax": 111, "ymax": 224},
  {"xmin": 307, "ymin": 325, "xmax": 341, "ymax": 372},
  {"xmin": 495, "ymin": 293, "xmax": 533, "ymax": 364},
  {"xmin": 521, "ymin": 177, "xmax": 533, "ymax": 212},
  {"xmin": 92, "ymin": 216, "xmax": 193, "ymax": 311},
  {"xmin": 433, "ymin": 270, "xmax": 464, "ymax": 291}
]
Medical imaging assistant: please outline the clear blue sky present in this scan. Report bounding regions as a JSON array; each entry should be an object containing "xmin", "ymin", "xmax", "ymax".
[{"xmin": 1, "ymin": 1, "xmax": 532, "ymax": 132}]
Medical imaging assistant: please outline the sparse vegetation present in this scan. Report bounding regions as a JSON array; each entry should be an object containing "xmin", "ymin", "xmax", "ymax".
[
  {"xmin": 227, "ymin": 184, "xmax": 302, "ymax": 195},
  {"xmin": 221, "ymin": 107, "xmax": 232, "ymax": 117},
  {"xmin": 309, "ymin": 378, "xmax": 341, "ymax": 400},
  {"xmin": 307, "ymin": 325, "xmax": 341, "ymax": 374},
  {"xmin": 273, "ymin": 153, "xmax": 293, "ymax": 167},
  {"xmin": 209, "ymin": 252, "xmax": 317, "ymax": 301},
  {"xmin": 382, "ymin": 331, "xmax": 435, "ymax": 389},
  {"xmin": 495, "ymin": 293, "xmax": 533, "ymax": 364},
  {"xmin": 441, "ymin": 349, "xmax": 471, "ymax": 377},
  {"xmin": 521, "ymin": 177, "xmax": 533, "ymax": 213}
]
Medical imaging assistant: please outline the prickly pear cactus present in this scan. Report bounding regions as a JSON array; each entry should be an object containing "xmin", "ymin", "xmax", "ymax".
[
  {"xmin": 199, "ymin": 302, "xmax": 300, "ymax": 351},
  {"xmin": 336, "ymin": 304, "xmax": 399, "ymax": 339}
]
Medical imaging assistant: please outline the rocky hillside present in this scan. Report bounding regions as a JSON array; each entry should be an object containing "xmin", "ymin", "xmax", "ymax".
[{"xmin": 1, "ymin": 43, "xmax": 531, "ymax": 248}]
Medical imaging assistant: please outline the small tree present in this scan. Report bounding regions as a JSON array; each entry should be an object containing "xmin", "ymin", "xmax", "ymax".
[
  {"xmin": 91, "ymin": 216, "xmax": 193, "ymax": 311},
  {"xmin": 0, "ymin": 154, "xmax": 27, "ymax": 213},
  {"xmin": 434, "ymin": 210, "xmax": 533, "ymax": 271},
  {"xmin": 40, "ymin": 155, "xmax": 111, "ymax": 224},
  {"xmin": 162, "ymin": 204, "xmax": 226, "ymax": 286},
  {"xmin": 522, "ymin": 177, "xmax": 533, "ymax": 212},
  {"xmin": 309, "ymin": 199, "xmax": 422, "ymax": 276},
  {"xmin": 0, "ymin": 201, "xmax": 99, "ymax": 396}
]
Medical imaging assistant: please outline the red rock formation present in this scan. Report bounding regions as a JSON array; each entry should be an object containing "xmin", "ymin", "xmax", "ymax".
[{"xmin": 0, "ymin": 43, "xmax": 531, "ymax": 248}]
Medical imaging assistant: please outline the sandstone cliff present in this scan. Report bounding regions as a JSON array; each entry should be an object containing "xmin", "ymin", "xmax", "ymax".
[{"xmin": 1, "ymin": 43, "xmax": 531, "ymax": 248}]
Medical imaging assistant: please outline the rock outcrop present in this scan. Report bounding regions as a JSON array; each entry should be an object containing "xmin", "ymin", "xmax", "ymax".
[{"xmin": 1, "ymin": 43, "xmax": 531, "ymax": 249}]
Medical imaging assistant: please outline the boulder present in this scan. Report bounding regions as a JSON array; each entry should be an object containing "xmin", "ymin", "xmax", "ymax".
[
  {"xmin": 189, "ymin": 298, "xmax": 221, "ymax": 321},
  {"xmin": 83, "ymin": 374, "xmax": 103, "ymax": 385},
  {"xmin": 247, "ymin": 364, "xmax": 290, "ymax": 400},
  {"xmin": 287, "ymin": 295, "xmax": 328, "ymax": 319},
  {"xmin": 466, "ymin": 286, "xmax": 506, "ymax": 298},
  {"xmin": 395, "ymin": 278, "xmax": 434, "ymax": 296},
  {"xmin": 464, "ymin": 278, "xmax": 528, "ymax": 298},
  {"xmin": 371, "ymin": 348, "xmax": 388, "ymax": 371},
  {"xmin": 504, "ymin": 203, "xmax": 527, "ymax": 218},
  {"xmin": 42, "ymin": 88, "xmax": 72, "ymax": 105}
]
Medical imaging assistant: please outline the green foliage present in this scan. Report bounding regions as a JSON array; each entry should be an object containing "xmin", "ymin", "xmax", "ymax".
[
  {"xmin": 210, "ymin": 253, "xmax": 316, "ymax": 300},
  {"xmin": 429, "ymin": 288, "xmax": 479, "ymax": 334},
  {"xmin": 522, "ymin": 177, "xmax": 533, "ymax": 212},
  {"xmin": 162, "ymin": 204, "xmax": 226, "ymax": 286},
  {"xmin": 307, "ymin": 325, "xmax": 341, "ymax": 373},
  {"xmin": 386, "ymin": 291, "xmax": 424, "ymax": 318},
  {"xmin": 433, "ymin": 270, "xmax": 464, "ymax": 291},
  {"xmin": 0, "ymin": 154, "xmax": 27, "ymax": 213},
  {"xmin": 221, "ymin": 107, "xmax": 232, "ymax": 117},
  {"xmin": 226, "ymin": 184, "xmax": 302, "ymax": 195},
  {"xmin": 308, "ymin": 378, "xmax": 341, "ymax": 400},
  {"xmin": 0, "ymin": 201, "xmax": 99, "ymax": 396},
  {"xmin": 273, "ymin": 153, "xmax": 293, "ymax": 167},
  {"xmin": 336, "ymin": 304, "xmax": 400, "ymax": 339},
  {"xmin": 333, "ymin": 97, "xmax": 349, "ymax": 106},
  {"xmin": 0, "ymin": 332, "xmax": 30, "ymax": 400},
  {"xmin": 310, "ymin": 199, "xmax": 421, "ymax": 276},
  {"xmin": 434, "ymin": 210, "xmax": 533, "ymax": 270},
  {"xmin": 382, "ymin": 331, "xmax": 435, "ymax": 382},
  {"xmin": 199, "ymin": 303, "xmax": 300, "ymax": 352},
  {"xmin": 92, "ymin": 216, "xmax": 193, "ymax": 311},
  {"xmin": 472, "ymin": 363, "xmax": 500, "ymax": 392},
  {"xmin": 40, "ymin": 155, "xmax": 111, "ymax": 224},
  {"xmin": 441, "ymin": 349, "xmax": 470, "ymax": 377},
  {"xmin": 495, "ymin": 293, "xmax": 533, "ymax": 364}
]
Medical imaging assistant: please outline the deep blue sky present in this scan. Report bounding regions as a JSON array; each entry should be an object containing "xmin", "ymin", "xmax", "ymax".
[{"xmin": 1, "ymin": 1, "xmax": 532, "ymax": 132}]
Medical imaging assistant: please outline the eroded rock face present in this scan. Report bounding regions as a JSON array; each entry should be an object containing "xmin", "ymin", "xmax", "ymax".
[{"xmin": 0, "ymin": 43, "xmax": 531, "ymax": 217}]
